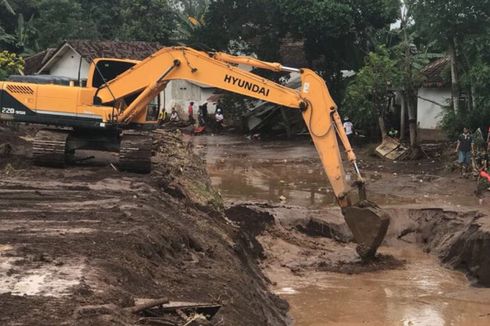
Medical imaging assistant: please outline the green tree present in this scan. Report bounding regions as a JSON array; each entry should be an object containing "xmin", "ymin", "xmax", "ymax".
[
  {"xmin": 409, "ymin": 0, "xmax": 490, "ymax": 113},
  {"xmin": 1, "ymin": 10, "xmax": 38, "ymax": 55},
  {"xmin": 170, "ymin": 0, "xmax": 210, "ymax": 44},
  {"xmin": 77, "ymin": 0, "xmax": 124, "ymax": 40},
  {"xmin": 0, "ymin": 50, "xmax": 24, "ymax": 80},
  {"xmin": 409, "ymin": 0, "xmax": 490, "ymax": 138},
  {"xmin": 276, "ymin": 0, "xmax": 400, "ymax": 100},
  {"xmin": 343, "ymin": 46, "xmax": 399, "ymax": 139},
  {"xmin": 1, "ymin": 0, "xmax": 14, "ymax": 15},
  {"xmin": 33, "ymin": 0, "xmax": 83, "ymax": 49},
  {"xmin": 13, "ymin": 14, "xmax": 38, "ymax": 55},
  {"xmin": 199, "ymin": 0, "xmax": 283, "ymax": 59},
  {"xmin": 117, "ymin": 0, "xmax": 176, "ymax": 43}
]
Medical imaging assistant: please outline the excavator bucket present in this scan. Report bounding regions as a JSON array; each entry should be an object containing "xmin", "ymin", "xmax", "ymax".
[{"xmin": 342, "ymin": 204, "xmax": 390, "ymax": 260}]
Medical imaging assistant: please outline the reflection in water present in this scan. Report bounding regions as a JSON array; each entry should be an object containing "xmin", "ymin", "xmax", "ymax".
[
  {"xmin": 195, "ymin": 135, "xmax": 413, "ymax": 208},
  {"xmin": 209, "ymin": 160, "xmax": 335, "ymax": 207}
]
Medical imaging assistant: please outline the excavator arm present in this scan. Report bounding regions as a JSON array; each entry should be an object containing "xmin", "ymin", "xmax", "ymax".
[{"xmin": 97, "ymin": 47, "xmax": 390, "ymax": 259}]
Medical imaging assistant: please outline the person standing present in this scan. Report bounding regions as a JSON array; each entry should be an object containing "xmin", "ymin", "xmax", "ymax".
[
  {"xmin": 343, "ymin": 117, "xmax": 354, "ymax": 144},
  {"xmin": 202, "ymin": 102, "xmax": 208, "ymax": 123},
  {"xmin": 455, "ymin": 127, "xmax": 474, "ymax": 175},
  {"xmin": 188, "ymin": 102, "xmax": 195, "ymax": 124},
  {"xmin": 487, "ymin": 126, "xmax": 490, "ymax": 152},
  {"xmin": 198, "ymin": 102, "xmax": 208, "ymax": 126},
  {"xmin": 215, "ymin": 108, "xmax": 224, "ymax": 133}
]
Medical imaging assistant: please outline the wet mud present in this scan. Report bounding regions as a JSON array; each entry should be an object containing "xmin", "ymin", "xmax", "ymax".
[
  {"xmin": 195, "ymin": 134, "xmax": 490, "ymax": 325},
  {"xmin": 0, "ymin": 128, "xmax": 289, "ymax": 326}
]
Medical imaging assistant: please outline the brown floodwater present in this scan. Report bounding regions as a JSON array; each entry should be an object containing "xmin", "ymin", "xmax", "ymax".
[
  {"xmin": 273, "ymin": 245, "xmax": 490, "ymax": 326},
  {"xmin": 191, "ymin": 134, "xmax": 490, "ymax": 325},
  {"xmin": 191, "ymin": 135, "xmax": 415, "ymax": 208}
]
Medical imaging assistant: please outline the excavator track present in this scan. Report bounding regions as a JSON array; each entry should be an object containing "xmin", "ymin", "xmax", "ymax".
[
  {"xmin": 119, "ymin": 132, "xmax": 152, "ymax": 173},
  {"xmin": 32, "ymin": 129, "xmax": 70, "ymax": 167}
]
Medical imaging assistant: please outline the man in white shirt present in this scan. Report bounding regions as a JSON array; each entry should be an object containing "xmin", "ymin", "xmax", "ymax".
[
  {"xmin": 215, "ymin": 109, "xmax": 224, "ymax": 133},
  {"xmin": 343, "ymin": 117, "xmax": 354, "ymax": 144}
]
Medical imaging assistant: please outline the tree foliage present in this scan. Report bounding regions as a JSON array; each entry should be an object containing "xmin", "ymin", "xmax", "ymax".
[
  {"xmin": 0, "ymin": 0, "xmax": 488, "ymax": 142},
  {"xmin": 343, "ymin": 46, "xmax": 399, "ymax": 138},
  {"xmin": 409, "ymin": 0, "xmax": 490, "ymax": 138},
  {"xmin": 117, "ymin": 0, "xmax": 176, "ymax": 43},
  {"xmin": 409, "ymin": 0, "xmax": 490, "ymax": 45},
  {"xmin": 0, "ymin": 50, "xmax": 24, "ymax": 80},
  {"xmin": 170, "ymin": 0, "xmax": 210, "ymax": 44},
  {"xmin": 0, "ymin": 0, "xmax": 178, "ymax": 53}
]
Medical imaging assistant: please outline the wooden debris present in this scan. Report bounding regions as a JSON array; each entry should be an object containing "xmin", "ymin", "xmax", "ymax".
[{"xmin": 126, "ymin": 297, "xmax": 170, "ymax": 314}]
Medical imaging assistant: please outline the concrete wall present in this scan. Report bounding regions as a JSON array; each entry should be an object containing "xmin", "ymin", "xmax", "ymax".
[
  {"xmin": 417, "ymin": 87, "xmax": 451, "ymax": 129},
  {"xmin": 48, "ymin": 49, "xmax": 90, "ymax": 80},
  {"xmin": 163, "ymin": 80, "xmax": 217, "ymax": 120},
  {"xmin": 416, "ymin": 87, "xmax": 451, "ymax": 141}
]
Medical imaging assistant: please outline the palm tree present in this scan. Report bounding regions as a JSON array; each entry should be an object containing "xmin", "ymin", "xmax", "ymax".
[
  {"xmin": 171, "ymin": 0, "xmax": 210, "ymax": 43},
  {"xmin": 1, "ymin": 0, "xmax": 15, "ymax": 15},
  {"xmin": 0, "ymin": 26, "xmax": 15, "ymax": 44},
  {"xmin": 14, "ymin": 14, "xmax": 38, "ymax": 55}
]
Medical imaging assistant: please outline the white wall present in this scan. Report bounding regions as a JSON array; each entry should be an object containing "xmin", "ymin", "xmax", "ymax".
[
  {"xmin": 163, "ymin": 80, "xmax": 217, "ymax": 119},
  {"xmin": 47, "ymin": 50, "xmax": 215, "ymax": 119},
  {"xmin": 48, "ymin": 49, "xmax": 90, "ymax": 80},
  {"xmin": 417, "ymin": 87, "xmax": 451, "ymax": 129}
]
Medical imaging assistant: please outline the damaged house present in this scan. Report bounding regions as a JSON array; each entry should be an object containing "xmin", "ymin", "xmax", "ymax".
[{"xmin": 417, "ymin": 57, "xmax": 451, "ymax": 141}]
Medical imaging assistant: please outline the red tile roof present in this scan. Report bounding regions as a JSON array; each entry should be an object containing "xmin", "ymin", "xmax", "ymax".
[
  {"xmin": 33, "ymin": 40, "xmax": 164, "ymax": 74},
  {"xmin": 23, "ymin": 48, "xmax": 56, "ymax": 74},
  {"xmin": 421, "ymin": 56, "xmax": 450, "ymax": 88},
  {"xmin": 66, "ymin": 40, "xmax": 163, "ymax": 61}
]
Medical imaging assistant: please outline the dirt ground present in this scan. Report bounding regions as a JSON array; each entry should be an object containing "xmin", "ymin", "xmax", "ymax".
[
  {"xmin": 2, "ymin": 126, "xmax": 490, "ymax": 325},
  {"xmin": 0, "ymin": 126, "xmax": 289, "ymax": 326}
]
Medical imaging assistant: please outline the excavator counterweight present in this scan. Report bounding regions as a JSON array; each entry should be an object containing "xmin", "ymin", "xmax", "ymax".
[{"xmin": 0, "ymin": 46, "xmax": 390, "ymax": 259}]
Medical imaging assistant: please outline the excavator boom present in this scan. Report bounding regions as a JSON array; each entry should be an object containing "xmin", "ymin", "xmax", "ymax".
[
  {"xmin": 0, "ymin": 46, "xmax": 389, "ymax": 259},
  {"xmin": 96, "ymin": 47, "xmax": 389, "ymax": 259}
]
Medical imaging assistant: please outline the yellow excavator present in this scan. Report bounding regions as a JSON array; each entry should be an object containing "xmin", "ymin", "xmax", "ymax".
[{"xmin": 0, "ymin": 47, "xmax": 389, "ymax": 259}]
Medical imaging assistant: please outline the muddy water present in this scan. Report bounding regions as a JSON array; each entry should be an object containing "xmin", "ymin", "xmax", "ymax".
[
  {"xmin": 274, "ymin": 245, "xmax": 490, "ymax": 326},
  {"xmin": 192, "ymin": 134, "xmax": 490, "ymax": 325},
  {"xmin": 192, "ymin": 135, "xmax": 414, "ymax": 208}
]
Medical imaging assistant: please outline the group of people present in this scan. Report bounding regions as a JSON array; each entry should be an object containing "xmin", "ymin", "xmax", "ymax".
[{"xmin": 168, "ymin": 101, "xmax": 224, "ymax": 132}]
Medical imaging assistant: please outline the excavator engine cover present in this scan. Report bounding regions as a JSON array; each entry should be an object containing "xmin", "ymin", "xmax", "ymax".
[{"xmin": 342, "ymin": 204, "xmax": 390, "ymax": 260}]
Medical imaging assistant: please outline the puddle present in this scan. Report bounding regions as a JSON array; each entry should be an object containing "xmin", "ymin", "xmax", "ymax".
[{"xmin": 0, "ymin": 246, "xmax": 83, "ymax": 297}]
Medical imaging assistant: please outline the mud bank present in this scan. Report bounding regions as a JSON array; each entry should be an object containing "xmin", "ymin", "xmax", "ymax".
[
  {"xmin": 0, "ymin": 128, "xmax": 288, "ymax": 325},
  {"xmin": 226, "ymin": 204, "xmax": 406, "ymax": 276},
  {"xmin": 401, "ymin": 208, "xmax": 490, "ymax": 286},
  {"xmin": 225, "ymin": 203, "xmax": 490, "ymax": 325},
  {"xmin": 228, "ymin": 203, "xmax": 490, "ymax": 286}
]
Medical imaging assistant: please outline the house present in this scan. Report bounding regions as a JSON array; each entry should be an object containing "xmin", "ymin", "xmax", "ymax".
[
  {"xmin": 417, "ymin": 57, "xmax": 451, "ymax": 141},
  {"xmin": 23, "ymin": 40, "xmax": 218, "ymax": 119}
]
